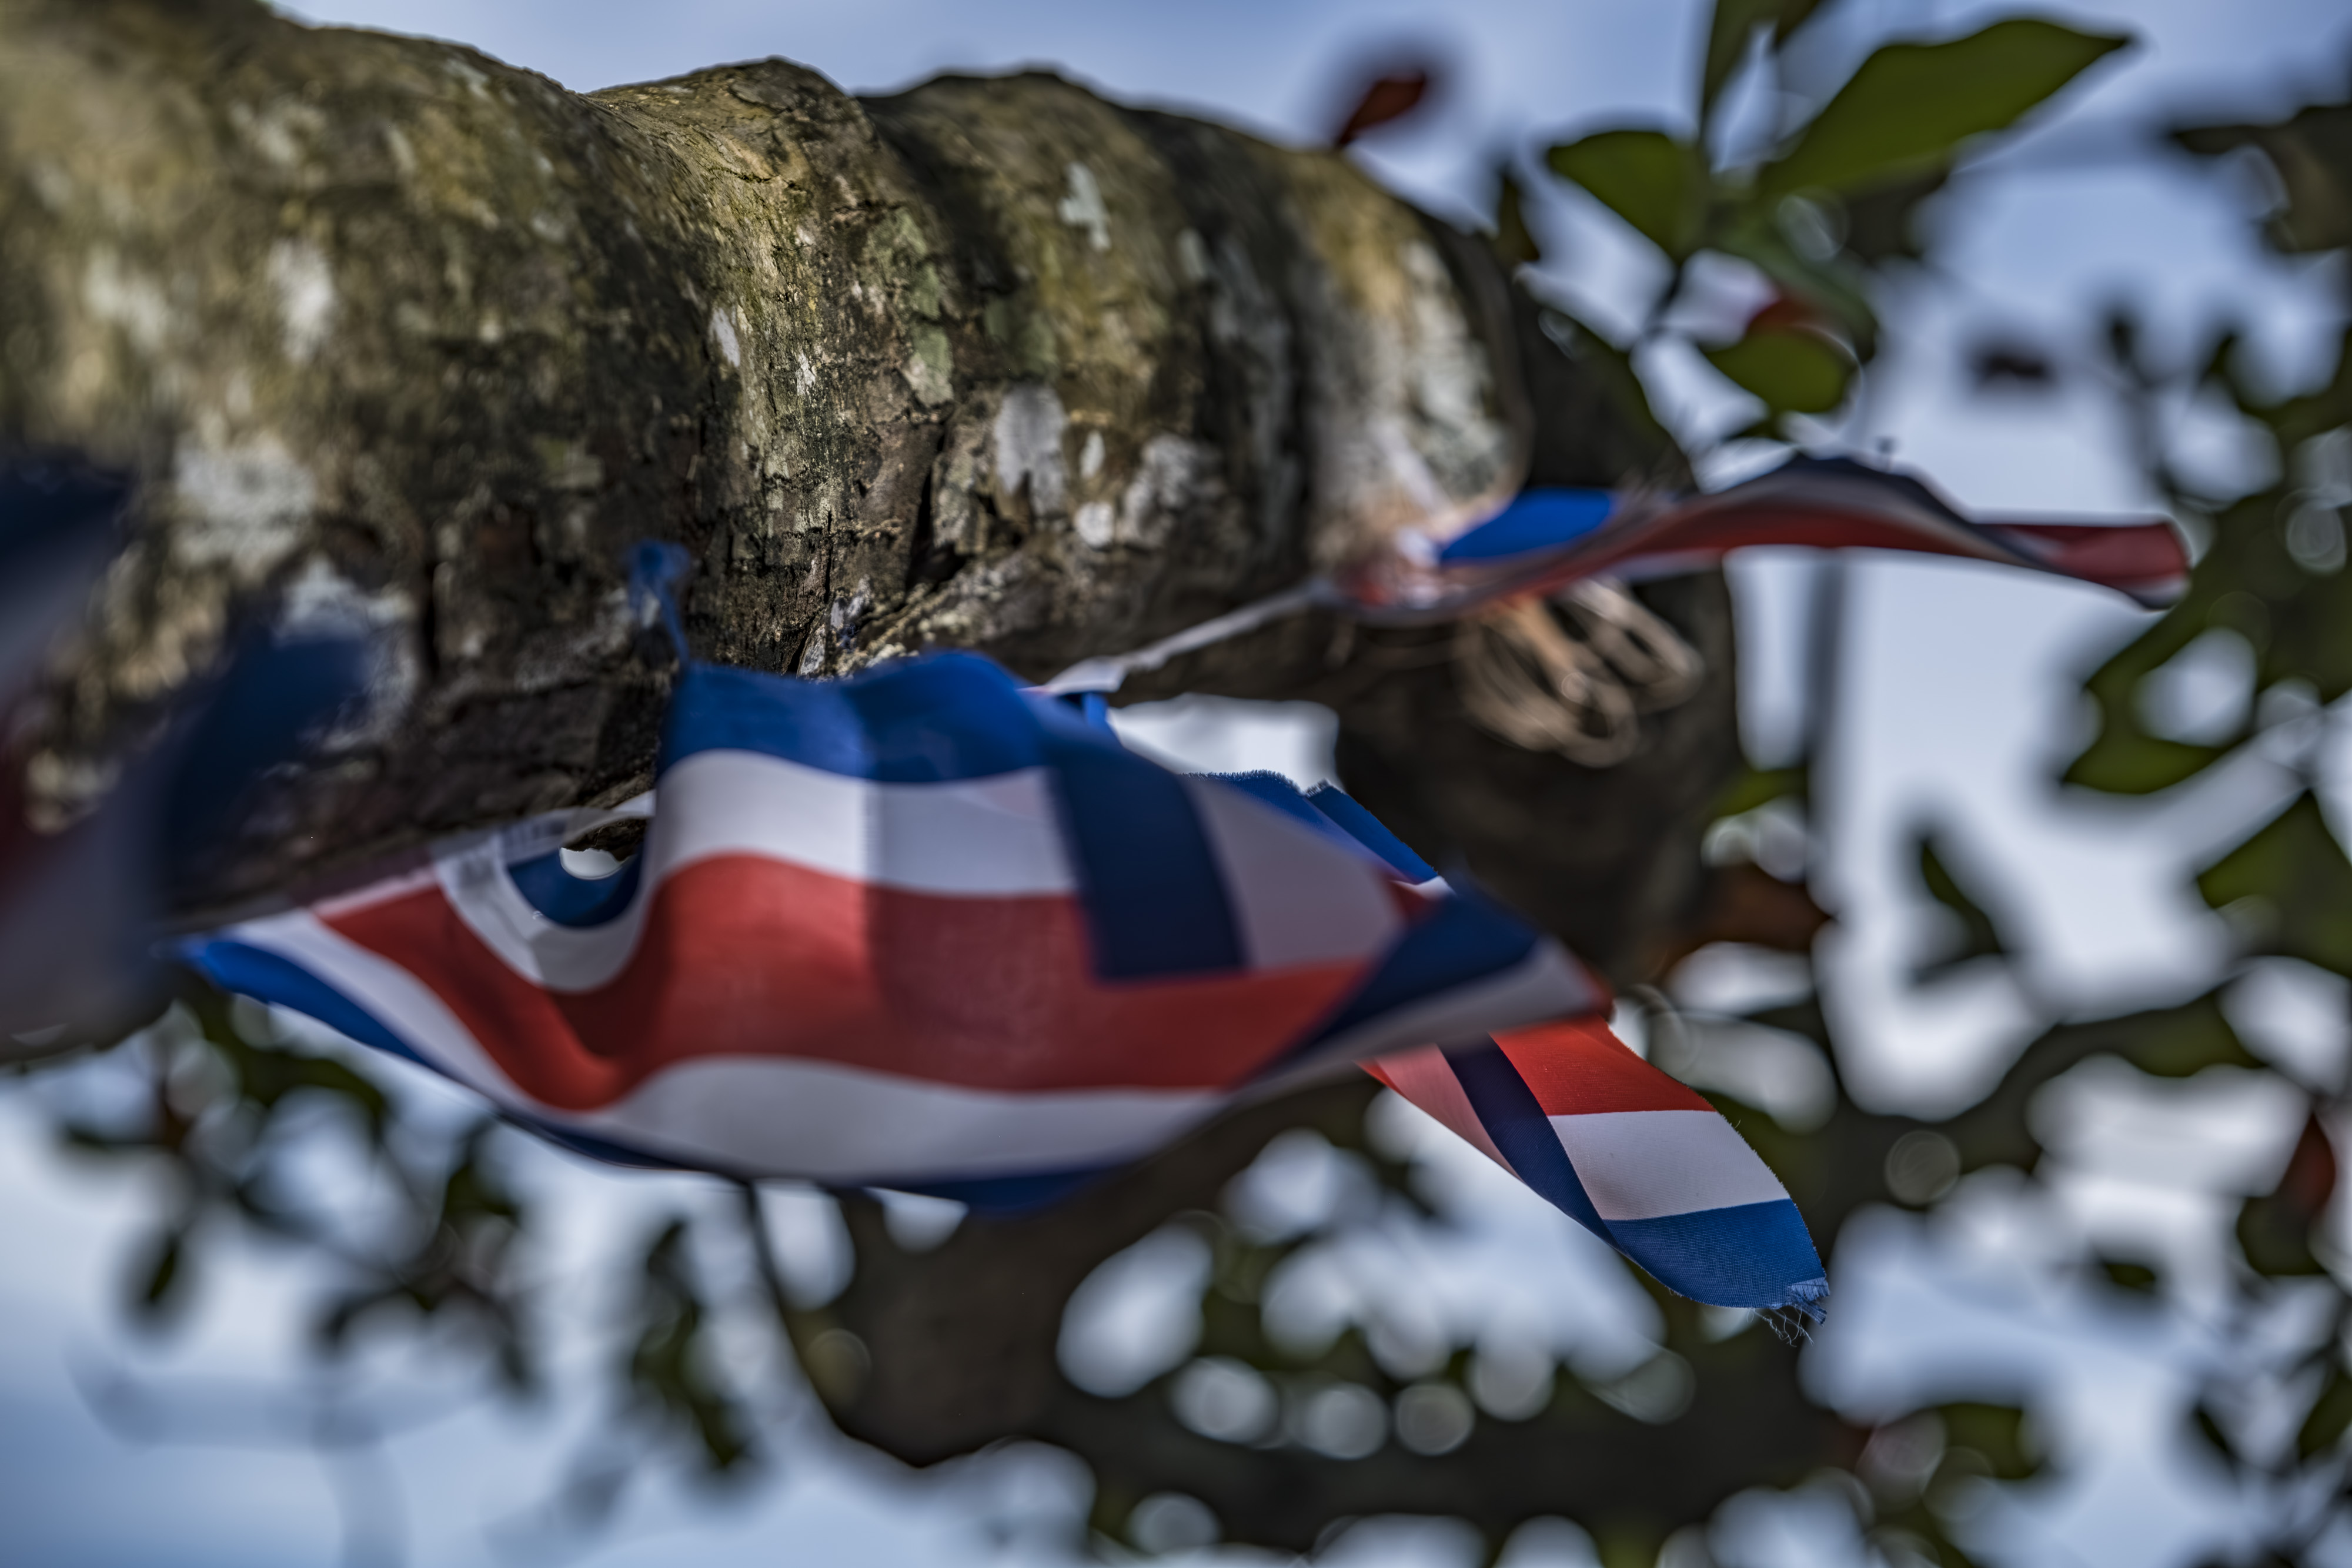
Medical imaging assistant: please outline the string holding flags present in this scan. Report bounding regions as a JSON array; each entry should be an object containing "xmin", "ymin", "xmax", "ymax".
[{"xmin": 1041, "ymin": 452, "xmax": 2187, "ymax": 697}]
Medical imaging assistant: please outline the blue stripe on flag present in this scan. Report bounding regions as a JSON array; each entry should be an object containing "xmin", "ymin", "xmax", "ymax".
[
  {"xmin": 179, "ymin": 938, "xmax": 429, "ymax": 1068},
  {"xmin": 900, "ymin": 1165, "xmax": 1112, "ymax": 1214},
  {"xmin": 1442, "ymin": 1039, "xmax": 1611, "ymax": 1239},
  {"xmin": 1605, "ymin": 1201, "xmax": 1826, "ymax": 1313},
  {"xmin": 663, "ymin": 654, "xmax": 1044, "ymax": 781},
  {"xmin": 0, "ymin": 460, "xmax": 128, "ymax": 563},
  {"xmin": 1284, "ymin": 896, "xmax": 1540, "ymax": 1065},
  {"xmin": 1202, "ymin": 770, "xmax": 1335, "ymax": 832},
  {"xmin": 509, "ymin": 851, "xmax": 644, "ymax": 928},
  {"xmin": 527, "ymin": 1122, "xmax": 715, "ymax": 1172},
  {"xmin": 1034, "ymin": 698, "xmax": 1242, "ymax": 979},
  {"xmin": 1437, "ymin": 488, "xmax": 1616, "ymax": 564},
  {"xmin": 1304, "ymin": 783, "xmax": 1435, "ymax": 881},
  {"xmin": 163, "ymin": 633, "xmax": 372, "ymax": 896}
]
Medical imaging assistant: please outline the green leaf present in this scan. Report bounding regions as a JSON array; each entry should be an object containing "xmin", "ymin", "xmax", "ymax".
[
  {"xmin": 627, "ymin": 1218, "xmax": 758, "ymax": 1473},
  {"xmin": 2239, "ymin": 1185, "xmax": 2326, "ymax": 1277},
  {"xmin": 1760, "ymin": 20, "xmax": 2130, "ymax": 198},
  {"xmin": 1702, "ymin": 326, "xmax": 1855, "ymax": 413},
  {"xmin": 1700, "ymin": 0, "xmax": 1824, "ymax": 123},
  {"xmin": 1945, "ymin": 993, "xmax": 2258, "ymax": 1172},
  {"xmin": 2197, "ymin": 794, "xmax": 2352, "ymax": 978},
  {"xmin": 2064, "ymin": 601, "xmax": 2229, "ymax": 795},
  {"xmin": 1545, "ymin": 129, "xmax": 1709, "ymax": 259},
  {"xmin": 2175, "ymin": 101, "xmax": 2352, "ymax": 256},
  {"xmin": 2298, "ymin": 1361, "xmax": 2352, "ymax": 1458},
  {"xmin": 2064, "ymin": 728, "xmax": 2229, "ymax": 797},
  {"xmin": 1491, "ymin": 166, "xmax": 1541, "ymax": 269},
  {"xmin": 1710, "ymin": 211, "xmax": 1880, "ymax": 356},
  {"xmin": 1937, "ymin": 1402, "xmax": 2040, "ymax": 1481},
  {"xmin": 1838, "ymin": 168, "xmax": 1953, "ymax": 264},
  {"xmin": 1712, "ymin": 763, "xmax": 1807, "ymax": 820},
  {"xmin": 2116, "ymin": 999, "xmax": 2261, "ymax": 1079},
  {"xmin": 2240, "ymin": 1112, "xmax": 2336, "ymax": 1278},
  {"xmin": 1913, "ymin": 825, "xmax": 2006, "ymax": 980}
]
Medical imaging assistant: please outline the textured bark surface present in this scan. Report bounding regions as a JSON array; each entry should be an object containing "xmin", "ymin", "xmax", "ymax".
[{"xmin": 0, "ymin": 0, "xmax": 1593, "ymax": 921}]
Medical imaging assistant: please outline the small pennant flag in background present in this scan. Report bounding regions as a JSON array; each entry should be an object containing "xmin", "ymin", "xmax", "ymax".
[
  {"xmin": 1337, "ymin": 454, "xmax": 2189, "ymax": 624},
  {"xmin": 1044, "ymin": 453, "xmax": 2187, "ymax": 697}
]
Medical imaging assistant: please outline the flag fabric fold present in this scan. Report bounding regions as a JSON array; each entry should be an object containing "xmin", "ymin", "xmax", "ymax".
[{"xmin": 181, "ymin": 646, "xmax": 1829, "ymax": 1316}]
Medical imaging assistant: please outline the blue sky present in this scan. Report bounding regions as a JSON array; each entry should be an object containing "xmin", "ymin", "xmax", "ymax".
[{"xmin": 8, "ymin": 1, "xmax": 2352, "ymax": 1564}]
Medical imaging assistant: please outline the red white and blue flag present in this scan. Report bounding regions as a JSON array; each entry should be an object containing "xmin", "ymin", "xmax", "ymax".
[
  {"xmin": 12, "ymin": 449, "xmax": 2195, "ymax": 1320},
  {"xmin": 1340, "ymin": 454, "xmax": 2189, "ymax": 622},
  {"xmin": 1372, "ymin": 1022, "xmax": 1826, "ymax": 1316},
  {"xmin": 181, "ymin": 646, "xmax": 1830, "ymax": 1316},
  {"xmin": 1047, "ymin": 455, "xmax": 2189, "ymax": 696}
]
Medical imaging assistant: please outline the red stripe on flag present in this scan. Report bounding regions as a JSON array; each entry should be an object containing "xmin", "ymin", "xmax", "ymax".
[
  {"xmin": 1491, "ymin": 1018, "xmax": 1712, "ymax": 1116},
  {"xmin": 1979, "ymin": 520, "xmax": 2186, "ymax": 588},
  {"xmin": 1588, "ymin": 503, "xmax": 1999, "ymax": 571},
  {"xmin": 1362, "ymin": 1045, "xmax": 1516, "ymax": 1174},
  {"xmin": 326, "ymin": 855, "xmax": 1373, "ymax": 1110}
]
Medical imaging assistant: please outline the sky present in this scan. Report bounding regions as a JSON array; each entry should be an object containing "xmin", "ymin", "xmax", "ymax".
[{"xmin": 6, "ymin": 1, "xmax": 2352, "ymax": 1564}]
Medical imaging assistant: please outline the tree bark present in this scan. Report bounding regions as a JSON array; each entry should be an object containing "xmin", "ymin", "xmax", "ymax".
[{"xmin": 5, "ymin": 0, "xmax": 1686, "ymax": 906}]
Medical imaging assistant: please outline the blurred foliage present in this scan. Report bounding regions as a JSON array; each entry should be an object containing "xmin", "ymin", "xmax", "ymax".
[
  {"xmin": 57, "ymin": 980, "xmax": 532, "ymax": 1385},
  {"xmin": 14, "ymin": 5, "xmax": 2352, "ymax": 1567},
  {"xmin": 622, "ymin": 1218, "xmax": 760, "ymax": 1475},
  {"xmin": 1910, "ymin": 825, "xmax": 2008, "ymax": 982},
  {"xmin": 2175, "ymin": 102, "xmax": 2352, "ymax": 255},
  {"xmin": 2050, "ymin": 52, "xmax": 2352, "ymax": 1568},
  {"xmin": 2198, "ymin": 795, "xmax": 2352, "ymax": 978},
  {"xmin": 1531, "ymin": 2, "xmax": 2126, "ymax": 429}
]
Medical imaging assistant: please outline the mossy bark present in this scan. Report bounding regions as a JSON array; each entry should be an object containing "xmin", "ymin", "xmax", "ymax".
[{"xmin": 1, "ymin": 0, "xmax": 1637, "ymax": 916}]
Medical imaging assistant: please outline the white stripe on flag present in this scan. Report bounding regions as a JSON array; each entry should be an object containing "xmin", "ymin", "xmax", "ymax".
[
  {"xmin": 436, "ymin": 838, "xmax": 651, "ymax": 991},
  {"xmin": 222, "ymin": 910, "xmax": 1225, "ymax": 1183},
  {"xmin": 429, "ymin": 753, "xmax": 1080, "ymax": 992},
  {"xmin": 1184, "ymin": 778, "xmax": 1404, "ymax": 969},
  {"xmin": 230, "ymin": 908, "xmax": 540, "ymax": 1100},
  {"xmin": 657, "ymin": 750, "xmax": 1074, "ymax": 895},
  {"xmin": 1549, "ymin": 1109, "xmax": 1792, "ymax": 1221},
  {"xmin": 562, "ymin": 1056, "xmax": 1222, "ymax": 1183}
]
